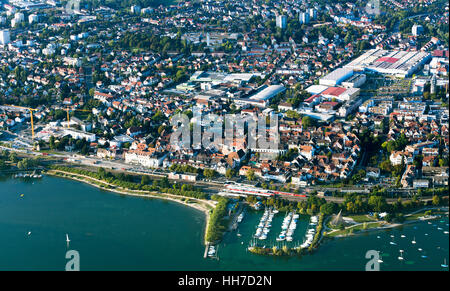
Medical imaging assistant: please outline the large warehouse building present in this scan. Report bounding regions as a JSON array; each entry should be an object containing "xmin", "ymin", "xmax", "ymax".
[
  {"xmin": 234, "ymin": 85, "xmax": 286, "ymax": 108},
  {"xmin": 319, "ymin": 68, "xmax": 354, "ymax": 86},
  {"xmin": 344, "ymin": 49, "xmax": 431, "ymax": 78}
]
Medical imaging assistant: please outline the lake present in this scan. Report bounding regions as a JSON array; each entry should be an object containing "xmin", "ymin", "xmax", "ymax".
[{"xmin": 0, "ymin": 176, "xmax": 447, "ymax": 271}]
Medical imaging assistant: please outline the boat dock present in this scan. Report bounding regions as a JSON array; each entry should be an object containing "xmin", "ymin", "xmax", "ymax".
[
  {"xmin": 204, "ymin": 244, "xmax": 219, "ymax": 260},
  {"xmin": 203, "ymin": 244, "xmax": 210, "ymax": 258},
  {"xmin": 227, "ymin": 203, "xmax": 245, "ymax": 232},
  {"xmin": 253, "ymin": 207, "xmax": 277, "ymax": 240}
]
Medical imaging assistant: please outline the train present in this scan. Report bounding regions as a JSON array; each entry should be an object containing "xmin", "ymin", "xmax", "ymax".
[{"xmin": 221, "ymin": 183, "xmax": 307, "ymax": 198}]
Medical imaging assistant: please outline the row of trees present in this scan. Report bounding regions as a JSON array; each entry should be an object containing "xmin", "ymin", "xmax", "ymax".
[
  {"xmin": 205, "ymin": 197, "xmax": 229, "ymax": 243},
  {"xmin": 51, "ymin": 166, "xmax": 207, "ymax": 200}
]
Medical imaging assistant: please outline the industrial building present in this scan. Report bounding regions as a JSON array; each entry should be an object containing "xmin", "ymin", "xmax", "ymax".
[
  {"xmin": 344, "ymin": 49, "xmax": 431, "ymax": 78},
  {"xmin": 234, "ymin": 85, "xmax": 286, "ymax": 108},
  {"xmin": 341, "ymin": 73, "xmax": 367, "ymax": 88},
  {"xmin": 319, "ymin": 68, "xmax": 354, "ymax": 86},
  {"xmin": 189, "ymin": 71, "xmax": 258, "ymax": 85},
  {"xmin": 249, "ymin": 85, "xmax": 286, "ymax": 101}
]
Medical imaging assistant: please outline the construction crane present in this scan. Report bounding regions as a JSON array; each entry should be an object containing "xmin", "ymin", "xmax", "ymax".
[
  {"xmin": 5, "ymin": 105, "xmax": 38, "ymax": 140},
  {"xmin": 65, "ymin": 107, "xmax": 92, "ymax": 128}
]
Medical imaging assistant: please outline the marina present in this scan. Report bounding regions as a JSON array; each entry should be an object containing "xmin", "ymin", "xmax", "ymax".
[
  {"xmin": 253, "ymin": 207, "xmax": 276, "ymax": 241},
  {"xmin": 300, "ymin": 215, "xmax": 319, "ymax": 249}
]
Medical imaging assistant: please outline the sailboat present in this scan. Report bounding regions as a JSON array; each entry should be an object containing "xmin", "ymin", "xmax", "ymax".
[
  {"xmin": 377, "ymin": 252, "xmax": 383, "ymax": 263},
  {"xmin": 389, "ymin": 236, "xmax": 397, "ymax": 245},
  {"xmin": 398, "ymin": 250, "xmax": 404, "ymax": 261},
  {"xmin": 441, "ymin": 259, "xmax": 448, "ymax": 268},
  {"xmin": 66, "ymin": 234, "xmax": 70, "ymax": 247},
  {"xmin": 411, "ymin": 236, "xmax": 416, "ymax": 244}
]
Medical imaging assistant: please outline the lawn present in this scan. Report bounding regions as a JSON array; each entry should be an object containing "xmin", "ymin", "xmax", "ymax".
[
  {"xmin": 326, "ymin": 222, "xmax": 384, "ymax": 237},
  {"xmin": 347, "ymin": 214, "xmax": 377, "ymax": 223}
]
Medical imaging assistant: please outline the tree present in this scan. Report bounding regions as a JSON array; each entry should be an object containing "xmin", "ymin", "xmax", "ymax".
[
  {"xmin": 89, "ymin": 88, "xmax": 95, "ymax": 97},
  {"xmin": 368, "ymin": 195, "xmax": 387, "ymax": 212},
  {"xmin": 432, "ymin": 195, "xmax": 441, "ymax": 206},
  {"xmin": 301, "ymin": 116, "xmax": 315, "ymax": 128},
  {"xmin": 320, "ymin": 203, "xmax": 336, "ymax": 216},
  {"xmin": 9, "ymin": 152, "xmax": 18, "ymax": 163},
  {"xmin": 246, "ymin": 169, "xmax": 256, "ymax": 181},
  {"xmin": 141, "ymin": 175, "xmax": 150, "ymax": 185},
  {"xmin": 225, "ymin": 168, "xmax": 234, "ymax": 179},
  {"xmin": 98, "ymin": 167, "xmax": 106, "ymax": 179},
  {"xmin": 0, "ymin": 160, "xmax": 8, "ymax": 170},
  {"xmin": 203, "ymin": 169, "xmax": 217, "ymax": 179}
]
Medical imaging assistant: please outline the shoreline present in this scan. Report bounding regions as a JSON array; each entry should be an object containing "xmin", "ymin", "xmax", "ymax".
[
  {"xmin": 44, "ymin": 170, "xmax": 214, "ymax": 245},
  {"xmin": 326, "ymin": 207, "xmax": 449, "ymax": 238}
]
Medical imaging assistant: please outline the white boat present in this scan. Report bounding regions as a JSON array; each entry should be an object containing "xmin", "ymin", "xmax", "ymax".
[
  {"xmin": 418, "ymin": 248, "xmax": 423, "ymax": 251},
  {"xmin": 444, "ymin": 231, "xmax": 449, "ymax": 234},
  {"xmin": 398, "ymin": 250, "xmax": 404, "ymax": 261},
  {"xmin": 441, "ymin": 259, "xmax": 448, "ymax": 268},
  {"xmin": 400, "ymin": 235, "xmax": 406, "ymax": 238},
  {"xmin": 66, "ymin": 234, "xmax": 70, "ymax": 243},
  {"xmin": 412, "ymin": 236, "xmax": 416, "ymax": 244},
  {"xmin": 27, "ymin": 231, "xmax": 31, "ymax": 236},
  {"xmin": 237, "ymin": 213, "xmax": 244, "ymax": 223},
  {"xmin": 390, "ymin": 241, "xmax": 397, "ymax": 245}
]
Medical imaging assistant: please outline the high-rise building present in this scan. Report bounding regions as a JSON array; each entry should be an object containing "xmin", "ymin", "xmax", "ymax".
[
  {"xmin": 131, "ymin": 5, "xmax": 141, "ymax": 14},
  {"xmin": 412, "ymin": 24, "xmax": 423, "ymax": 36},
  {"xmin": 14, "ymin": 12, "xmax": 24, "ymax": 22},
  {"xmin": 430, "ymin": 74, "xmax": 436, "ymax": 94},
  {"xmin": 299, "ymin": 12, "xmax": 310, "ymax": 24},
  {"xmin": 309, "ymin": 8, "xmax": 317, "ymax": 20},
  {"xmin": 276, "ymin": 15, "xmax": 287, "ymax": 29},
  {"xmin": 29, "ymin": 14, "xmax": 39, "ymax": 24},
  {"xmin": 0, "ymin": 30, "xmax": 11, "ymax": 45}
]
